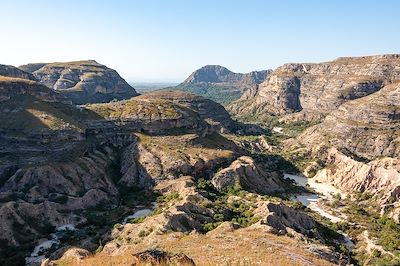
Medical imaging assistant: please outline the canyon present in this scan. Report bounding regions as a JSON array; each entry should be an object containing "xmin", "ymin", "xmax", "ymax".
[{"xmin": 0, "ymin": 56, "xmax": 399, "ymax": 266}]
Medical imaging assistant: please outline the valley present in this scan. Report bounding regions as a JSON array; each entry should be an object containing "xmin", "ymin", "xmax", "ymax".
[{"xmin": 0, "ymin": 55, "xmax": 399, "ymax": 266}]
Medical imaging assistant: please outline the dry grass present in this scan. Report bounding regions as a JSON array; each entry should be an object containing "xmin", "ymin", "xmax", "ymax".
[
  {"xmin": 87, "ymin": 99, "xmax": 187, "ymax": 120},
  {"xmin": 136, "ymin": 133, "xmax": 235, "ymax": 161},
  {"xmin": 0, "ymin": 94, "xmax": 85, "ymax": 131},
  {"xmin": 59, "ymin": 228, "xmax": 334, "ymax": 266}
]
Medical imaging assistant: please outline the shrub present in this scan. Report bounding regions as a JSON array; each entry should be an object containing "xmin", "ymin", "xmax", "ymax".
[
  {"xmin": 128, "ymin": 217, "xmax": 145, "ymax": 224},
  {"xmin": 138, "ymin": 230, "xmax": 150, "ymax": 238}
]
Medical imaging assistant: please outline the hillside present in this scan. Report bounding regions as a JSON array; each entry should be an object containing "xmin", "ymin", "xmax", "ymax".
[
  {"xmin": 173, "ymin": 65, "xmax": 271, "ymax": 105},
  {"xmin": 228, "ymin": 54, "xmax": 400, "ymax": 122},
  {"xmin": 19, "ymin": 60, "xmax": 138, "ymax": 104},
  {"xmin": 0, "ymin": 72, "xmax": 350, "ymax": 266}
]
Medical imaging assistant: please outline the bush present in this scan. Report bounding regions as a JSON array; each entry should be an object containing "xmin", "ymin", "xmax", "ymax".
[
  {"xmin": 113, "ymin": 223, "xmax": 122, "ymax": 230},
  {"xmin": 138, "ymin": 230, "xmax": 150, "ymax": 238}
]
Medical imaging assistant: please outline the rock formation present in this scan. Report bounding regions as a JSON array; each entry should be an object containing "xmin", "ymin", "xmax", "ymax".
[
  {"xmin": 0, "ymin": 64, "xmax": 36, "ymax": 80},
  {"xmin": 228, "ymin": 55, "xmax": 400, "ymax": 122},
  {"xmin": 131, "ymin": 249, "xmax": 196, "ymax": 265},
  {"xmin": 174, "ymin": 65, "xmax": 271, "ymax": 104},
  {"xmin": 212, "ymin": 156, "xmax": 284, "ymax": 194},
  {"xmin": 19, "ymin": 60, "xmax": 138, "ymax": 104}
]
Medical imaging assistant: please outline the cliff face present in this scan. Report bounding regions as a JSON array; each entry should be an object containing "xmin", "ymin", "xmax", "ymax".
[
  {"xmin": 135, "ymin": 90, "xmax": 237, "ymax": 132},
  {"xmin": 19, "ymin": 60, "xmax": 138, "ymax": 104},
  {"xmin": 285, "ymin": 81, "xmax": 400, "ymax": 218},
  {"xmin": 294, "ymin": 82, "xmax": 400, "ymax": 160},
  {"xmin": 0, "ymin": 64, "xmax": 36, "ymax": 80},
  {"xmin": 228, "ymin": 55, "xmax": 400, "ymax": 121},
  {"xmin": 175, "ymin": 65, "xmax": 271, "ymax": 105}
]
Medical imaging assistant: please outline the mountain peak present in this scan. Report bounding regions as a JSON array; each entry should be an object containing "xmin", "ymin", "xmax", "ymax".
[{"xmin": 184, "ymin": 65, "xmax": 234, "ymax": 83}]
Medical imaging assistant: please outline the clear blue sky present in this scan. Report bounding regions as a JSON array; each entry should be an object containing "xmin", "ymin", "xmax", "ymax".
[{"xmin": 1, "ymin": 0, "xmax": 399, "ymax": 82}]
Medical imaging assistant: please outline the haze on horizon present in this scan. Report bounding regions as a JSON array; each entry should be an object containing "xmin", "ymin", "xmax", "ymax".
[{"xmin": 1, "ymin": 0, "xmax": 399, "ymax": 82}]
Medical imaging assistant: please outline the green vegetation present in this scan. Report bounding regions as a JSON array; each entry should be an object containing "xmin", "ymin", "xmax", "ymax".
[
  {"xmin": 334, "ymin": 195, "xmax": 400, "ymax": 265},
  {"xmin": 138, "ymin": 228, "xmax": 153, "ymax": 238},
  {"xmin": 196, "ymin": 178, "xmax": 261, "ymax": 232},
  {"xmin": 174, "ymin": 84, "xmax": 242, "ymax": 105},
  {"xmin": 128, "ymin": 217, "xmax": 146, "ymax": 224},
  {"xmin": 151, "ymin": 191, "xmax": 182, "ymax": 215},
  {"xmin": 0, "ymin": 243, "xmax": 33, "ymax": 266}
]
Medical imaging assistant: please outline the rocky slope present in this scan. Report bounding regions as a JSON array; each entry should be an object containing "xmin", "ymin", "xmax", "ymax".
[
  {"xmin": 0, "ymin": 73, "xmax": 292, "ymax": 265},
  {"xmin": 19, "ymin": 60, "xmax": 138, "ymax": 104},
  {"xmin": 135, "ymin": 90, "xmax": 237, "ymax": 132},
  {"xmin": 228, "ymin": 55, "xmax": 400, "ymax": 122},
  {"xmin": 212, "ymin": 156, "xmax": 284, "ymax": 194},
  {"xmin": 174, "ymin": 65, "xmax": 271, "ymax": 105},
  {"xmin": 0, "ymin": 64, "xmax": 36, "ymax": 80},
  {"xmin": 284, "ymin": 81, "xmax": 400, "ymax": 213},
  {"xmin": 49, "ymin": 176, "xmax": 343, "ymax": 265},
  {"xmin": 294, "ymin": 82, "xmax": 400, "ymax": 160}
]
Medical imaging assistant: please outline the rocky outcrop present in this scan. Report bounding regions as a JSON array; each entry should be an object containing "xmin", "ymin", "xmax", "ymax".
[
  {"xmin": 228, "ymin": 54, "xmax": 400, "ymax": 121},
  {"xmin": 212, "ymin": 156, "xmax": 284, "ymax": 194},
  {"xmin": 86, "ymin": 96, "xmax": 208, "ymax": 135},
  {"xmin": 104, "ymin": 177, "xmax": 214, "ymax": 253},
  {"xmin": 0, "ymin": 145, "xmax": 121, "ymax": 247},
  {"xmin": 119, "ymin": 134, "xmax": 236, "ymax": 187},
  {"xmin": 254, "ymin": 201, "xmax": 326, "ymax": 241},
  {"xmin": 0, "ymin": 64, "xmax": 35, "ymax": 80},
  {"xmin": 0, "ymin": 76, "xmax": 63, "ymax": 103},
  {"xmin": 175, "ymin": 65, "xmax": 271, "ymax": 104},
  {"xmin": 131, "ymin": 249, "xmax": 196, "ymax": 265},
  {"xmin": 294, "ymin": 82, "xmax": 400, "ymax": 160},
  {"xmin": 136, "ymin": 90, "xmax": 237, "ymax": 132},
  {"xmin": 20, "ymin": 60, "xmax": 138, "ymax": 104},
  {"xmin": 313, "ymin": 148, "xmax": 400, "ymax": 209}
]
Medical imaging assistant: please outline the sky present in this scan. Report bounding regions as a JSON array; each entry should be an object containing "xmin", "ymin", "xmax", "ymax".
[{"xmin": 0, "ymin": 0, "xmax": 399, "ymax": 82}]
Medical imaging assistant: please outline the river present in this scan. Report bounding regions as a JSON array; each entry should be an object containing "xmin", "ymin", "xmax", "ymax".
[
  {"xmin": 284, "ymin": 173, "xmax": 354, "ymax": 250},
  {"xmin": 25, "ymin": 224, "xmax": 76, "ymax": 265}
]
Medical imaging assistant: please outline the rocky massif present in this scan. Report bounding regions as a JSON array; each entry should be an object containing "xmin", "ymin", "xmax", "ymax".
[
  {"xmin": 19, "ymin": 60, "xmax": 138, "ymax": 104},
  {"xmin": 228, "ymin": 55, "xmax": 400, "ymax": 122},
  {"xmin": 2, "ymin": 54, "xmax": 400, "ymax": 266},
  {"xmin": 0, "ymin": 60, "xmax": 351, "ymax": 266},
  {"xmin": 173, "ymin": 65, "xmax": 271, "ymax": 105}
]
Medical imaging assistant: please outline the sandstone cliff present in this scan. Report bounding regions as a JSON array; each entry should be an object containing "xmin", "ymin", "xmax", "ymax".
[
  {"xmin": 19, "ymin": 60, "xmax": 138, "ymax": 104},
  {"xmin": 228, "ymin": 55, "xmax": 400, "ymax": 121}
]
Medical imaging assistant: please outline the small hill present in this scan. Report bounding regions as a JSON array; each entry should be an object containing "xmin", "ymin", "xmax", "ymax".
[
  {"xmin": 174, "ymin": 65, "xmax": 271, "ymax": 105},
  {"xmin": 136, "ymin": 90, "xmax": 237, "ymax": 131},
  {"xmin": 19, "ymin": 60, "xmax": 138, "ymax": 104}
]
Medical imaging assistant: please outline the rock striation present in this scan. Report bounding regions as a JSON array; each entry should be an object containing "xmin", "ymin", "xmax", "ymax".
[
  {"xmin": 0, "ymin": 64, "xmax": 36, "ymax": 80},
  {"xmin": 294, "ymin": 82, "xmax": 400, "ymax": 160},
  {"xmin": 212, "ymin": 156, "xmax": 284, "ymax": 194},
  {"xmin": 19, "ymin": 60, "xmax": 138, "ymax": 104},
  {"xmin": 228, "ymin": 55, "xmax": 400, "ymax": 121}
]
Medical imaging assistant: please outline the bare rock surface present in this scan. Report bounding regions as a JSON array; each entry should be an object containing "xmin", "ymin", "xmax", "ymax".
[
  {"xmin": 131, "ymin": 249, "xmax": 196, "ymax": 265},
  {"xmin": 20, "ymin": 60, "xmax": 138, "ymax": 104},
  {"xmin": 212, "ymin": 156, "xmax": 284, "ymax": 194},
  {"xmin": 228, "ymin": 54, "xmax": 400, "ymax": 121}
]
